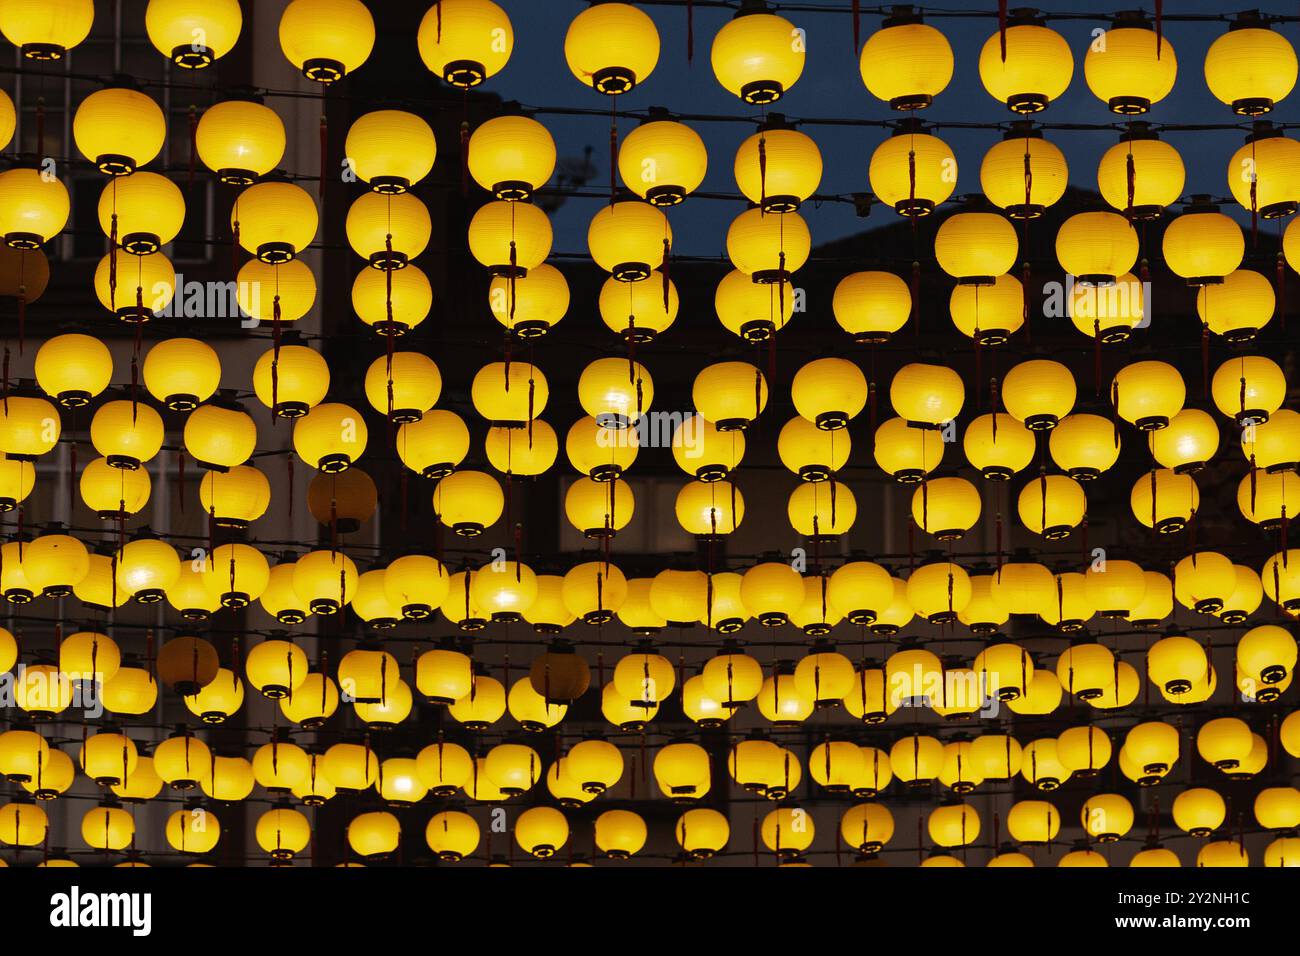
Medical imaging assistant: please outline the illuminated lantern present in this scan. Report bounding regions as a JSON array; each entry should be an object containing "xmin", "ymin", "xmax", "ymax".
[
  {"xmin": 154, "ymin": 731, "xmax": 209, "ymax": 790},
  {"xmin": 601, "ymin": 270, "xmax": 677, "ymax": 341},
  {"xmin": 1000, "ymin": 359, "xmax": 1075, "ymax": 430},
  {"xmin": 0, "ymin": 394, "xmax": 61, "ymax": 459},
  {"xmin": 82, "ymin": 804, "xmax": 135, "ymax": 852},
  {"xmin": 114, "ymin": 536, "xmax": 180, "ymax": 604},
  {"xmin": 1059, "ymin": 726, "xmax": 1113, "ymax": 778},
  {"xmin": 590, "ymin": 197, "xmax": 670, "ymax": 280},
  {"xmin": 155, "ymin": 636, "xmax": 219, "ymax": 696},
  {"xmin": 354, "ymin": 263, "xmax": 431, "ymax": 335},
  {"xmin": 1111, "ymin": 360, "xmax": 1185, "ymax": 431},
  {"xmin": 673, "ymin": 415, "xmax": 744, "ymax": 482},
  {"xmin": 383, "ymin": 554, "xmax": 449, "ymax": 621},
  {"xmin": 141, "ymin": 338, "xmax": 220, "ymax": 411},
  {"xmin": 185, "ymin": 668, "xmax": 243, "ymax": 724},
  {"xmin": 1243, "ymin": 409, "xmax": 1300, "ymax": 472},
  {"xmin": 471, "ymin": 361, "xmax": 548, "ymax": 427},
  {"xmin": 1256, "ymin": 788, "xmax": 1300, "ymax": 830},
  {"xmin": 1017, "ymin": 474, "xmax": 1085, "ymax": 539},
  {"xmin": 778, "ymin": 417, "xmax": 849, "ymax": 482},
  {"xmin": 826, "ymin": 561, "xmax": 899, "ymax": 629},
  {"xmin": 564, "ymin": 2, "xmax": 658, "ymax": 94},
  {"xmin": 1129, "ymin": 468, "xmax": 1198, "ymax": 534},
  {"xmin": 491, "ymin": 264, "xmax": 568, "ymax": 338},
  {"xmin": 949, "ymin": 273, "xmax": 1023, "ymax": 343},
  {"xmin": 578, "ymin": 357, "xmax": 652, "ymax": 428},
  {"xmin": 978, "ymin": 13, "xmax": 1073, "ymax": 112},
  {"xmin": 565, "ymin": 477, "xmax": 633, "ymax": 538},
  {"xmin": 0, "ymin": 168, "xmax": 69, "ymax": 249},
  {"xmin": 260, "ymin": 562, "xmax": 309, "ymax": 625},
  {"xmin": 1197, "ymin": 717, "xmax": 1254, "ymax": 772},
  {"xmin": 868, "ymin": 123, "xmax": 956, "ymax": 216},
  {"xmin": 963, "ymin": 412, "xmax": 1034, "ymax": 480},
  {"xmin": 934, "ymin": 212, "xmax": 1017, "ymax": 285},
  {"xmin": 80, "ymin": 730, "xmax": 137, "ymax": 787},
  {"xmin": 1162, "ymin": 198, "xmax": 1244, "ymax": 287},
  {"xmin": 1056, "ymin": 211, "xmax": 1138, "ymax": 285},
  {"xmin": 711, "ymin": 6, "xmax": 804, "ymax": 103},
  {"xmin": 516, "ymin": 806, "xmax": 569, "ymax": 859},
  {"xmin": 0, "ymin": 729, "xmax": 49, "ymax": 784},
  {"xmin": 1096, "ymin": 127, "xmax": 1185, "ymax": 219},
  {"xmin": 859, "ymin": 10, "xmax": 952, "ymax": 109},
  {"xmin": 929, "ymin": 801, "xmax": 980, "ymax": 848},
  {"xmin": 183, "ymin": 402, "xmax": 257, "ymax": 470},
  {"xmin": 195, "ymin": 97, "xmax": 284, "ymax": 184},
  {"xmin": 1174, "ymin": 551, "xmax": 1236, "ymax": 614},
  {"xmin": 1238, "ymin": 624, "xmax": 1297, "ymax": 688},
  {"xmin": 1124, "ymin": 721, "xmax": 1180, "ymax": 784},
  {"xmin": 734, "ymin": 126, "xmax": 821, "ymax": 212},
  {"xmin": 619, "ymin": 117, "xmax": 707, "ymax": 207},
  {"xmin": 147, "ymin": 0, "xmax": 241, "ymax": 67},
  {"xmin": 1147, "ymin": 634, "xmax": 1208, "ymax": 696},
  {"xmin": 232, "ymin": 180, "xmax": 317, "ymax": 263},
  {"xmin": 889, "ymin": 732, "xmax": 944, "ymax": 787},
  {"xmin": 1084, "ymin": 13, "xmax": 1177, "ymax": 113},
  {"xmin": 1005, "ymin": 800, "xmax": 1060, "ymax": 846},
  {"xmin": 24, "ymin": 747, "xmax": 74, "ymax": 801},
  {"xmin": 0, "ymin": 0, "xmax": 93, "ymax": 59},
  {"xmin": 165, "ymin": 806, "xmax": 220, "ymax": 855},
  {"xmin": 726, "ymin": 207, "xmax": 809, "ymax": 281},
  {"xmin": 890, "ymin": 363, "xmax": 964, "ymax": 428},
  {"xmin": 840, "ymin": 804, "xmax": 894, "ymax": 854},
  {"xmin": 676, "ymin": 482, "xmax": 743, "ymax": 537},
  {"xmin": 1021, "ymin": 739, "xmax": 1071, "ymax": 790},
  {"xmin": 1048, "ymin": 413, "xmax": 1120, "ymax": 480},
  {"xmin": 470, "ymin": 561, "xmax": 539, "ymax": 624},
  {"xmin": 1211, "ymin": 355, "xmax": 1286, "ymax": 426},
  {"xmin": 397, "ymin": 410, "xmax": 470, "ymax": 478},
  {"xmin": 832, "ymin": 270, "xmax": 910, "ymax": 343},
  {"xmin": 321, "ymin": 742, "xmax": 379, "ymax": 793},
  {"xmin": 702, "ymin": 645, "xmax": 764, "ymax": 705},
  {"xmin": 794, "ymin": 643, "xmax": 853, "ymax": 703},
  {"xmin": 236, "ymin": 258, "xmax": 316, "ymax": 326},
  {"xmin": 344, "ymin": 192, "xmax": 431, "ymax": 272},
  {"xmin": 293, "ymin": 549, "xmax": 358, "ymax": 615},
  {"xmin": 416, "ymin": 0, "xmax": 513, "ymax": 87},
  {"xmin": 654, "ymin": 742, "xmax": 712, "ymax": 801},
  {"xmin": 989, "ymin": 561, "xmax": 1054, "ymax": 618},
  {"xmin": 1148, "ymin": 409, "xmax": 1219, "ymax": 473},
  {"xmin": 566, "ymin": 416, "xmax": 635, "ymax": 482},
  {"xmin": 485, "ymin": 420, "xmax": 557, "ymax": 477},
  {"xmin": 0, "ymin": 458, "xmax": 36, "ymax": 512},
  {"xmin": 962, "ymin": 577, "xmax": 1012, "ymax": 635},
  {"xmin": 1219, "ymin": 565, "xmax": 1264, "ymax": 624},
  {"xmin": 693, "ymin": 362, "xmax": 768, "ymax": 431},
  {"xmin": 256, "ymin": 806, "xmax": 310, "ymax": 861},
  {"xmin": 1084, "ymin": 559, "xmax": 1147, "ymax": 618},
  {"xmin": 594, "ymin": 809, "xmax": 646, "ymax": 860},
  {"xmin": 1197, "ymin": 269, "xmax": 1274, "ymax": 343},
  {"xmin": 34, "ymin": 334, "xmax": 111, "ymax": 408},
  {"xmin": 981, "ymin": 130, "xmax": 1067, "ymax": 221},
  {"xmin": 59, "ymin": 630, "xmax": 119, "ymax": 681},
  {"xmin": 423, "ymin": 810, "xmax": 478, "ymax": 863},
  {"xmin": 293, "ymin": 402, "xmax": 368, "ymax": 473},
  {"xmin": 347, "ymin": 110, "xmax": 436, "ymax": 194},
  {"xmin": 508, "ymin": 675, "xmax": 567, "ymax": 731},
  {"xmin": 699, "ymin": 573, "xmax": 749, "ymax": 633},
  {"xmin": 12, "ymin": 662, "xmax": 72, "ymax": 719},
  {"xmin": 278, "ymin": 0, "xmax": 373, "ymax": 82},
  {"xmin": 468, "ymin": 200, "xmax": 552, "ymax": 276},
  {"xmin": 715, "ymin": 269, "xmax": 793, "ymax": 342},
  {"xmin": 1056, "ymin": 639, "xmax": 1115, "ymax": 700},
  {"xmin": 741, "ymin": 562, "xmax": 804, "ymax": 627},
  {"xmin": 563, "ymin": 561, "xmax": 628, "ymax": 625},
  {"xmin": 23, "ymin": 534, "xmax": 89, "ymax": 598},
  {"xmin": 566, "ymin": 738, "xmax": 624, "ymax": 794},
  {"xmin": 790, "ymin": 358, "xmax": 867, "ymax": 431},
  {"xmin": 1208, "ymin": 13, "xmax": 1293, "ymax": 116},
  {"xmin": 244, "ymin": 639, "xmax": 308, "ymax": 700},
  {"xmin": 1228, "ymin": 124, "xmax": 1300, "ymax": 219},
  {"xmin": 363, "ymin": 352, "xmax": 441, "ymax": 424},
  {"xmin": 74, "ymin": 86, "xmax": 166, "ymax": 175},
  {"xmin": 912, "ymin": 477, "xmax": 980, "ymax": 540},
  {"xmin": 483, "ymin": 743, "xmax": 542, "ymax": 796},
  {"xmin": 787, "ymin": 480, "xmax": 855, "ymax": 538},
  {"xmin": 756, "ymin": 670, "xmax": 813, "ymax": 728}
]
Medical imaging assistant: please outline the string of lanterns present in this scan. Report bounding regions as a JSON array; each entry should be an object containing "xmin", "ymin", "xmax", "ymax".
[{"xmin": 0, "ymin": 0, "xmax": 1298, "ymax": 866}]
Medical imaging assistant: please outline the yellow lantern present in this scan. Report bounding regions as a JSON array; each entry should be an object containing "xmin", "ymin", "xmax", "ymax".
[
  {"xmin": 1056, "ymin": 211, "xmax": 1138, "ymax": 284},
  {"xmin": 578, "ymin": 357, "xmax": 652, "ymax": 427},
  {"xmin": 293, "ymin": 549, "xmax": 358, "ymax": 615},
  {"xmin": 962, "ymin": 577, "xmax": 1012, "ymax": 635},
  {"xmin": 416, "ymin": 0, "xmax": 513, "ymax": 87},
  {"xmin": 978, "ymin": 14, "xmax": 1073, "ymax": 112},
  {"xmin": 890, "ymin": 363, "xmax": 964, "ymax": 428},
  {"xmin": 912, "ymin": 476, "xmax": 981, "ymax": 540},
  {"xmin": 154, "ymin": 732, "xmax": 209, "ymax": 790},
  {"xmin": 1084, "ymin": 14, "xmax": 1177, "ymax": 113},
  {"xmin": 890, "ymin": 732, "xmax": 944, "ymax": 787},
  {"xmin": 618, "ymin": 117, "xmax": 707, "ymax": 206},
  {"xmin": 165, "ymin": 807, "xmax": 220, "ymax": 855},
  {"xmin": 34, "ymin": 334, "xmax": 111, "ymax": 407},
  {"xmin": 1097, "ymin": 127, "xmax": 1185, "ymax": 218},
  {"xmin": 259, "ymin": 562, "xmax": 308, "ymax": 625},
  {"xmin": 790, "ymin": 358, "xmax": 867, "ymax": 431},
  {"xmin": 183, "ymin": 402, "xmax": 257, "ymax": 470},
  {"xmin": 654, "ymin": 742, "xmax": 712, "ymax": 801},
  {"xmin": 929, "ymin": 801, "xmax": 980, "ymax": 847},
  {"xmin": 859, "ymin": 11, "xmax": 952, "ymax": 109},
  {"xmin": 24, "ymin": 747, "xmax": 74, "ymax": 801},
  {"xmin": 935, "ymin": 211, "xmax": 1017, "ymax": 285},
  {"xmin": 346, "ymin": 110, "xmax": 437, "ymax": 194},
  {"xmin": 1148, "ymin": 408, "xmax": 1219, "ymax": 473},
  {"xmin": 93, "ymin": 250, "xmax": 175, "ymax": 323},
  {"xmin": 989, "ymin": 560, "xmax": 1053, "ymax": 616},
  {"xmin": 74, "ymin": 86, "xmax": 166, "ymax": 175},
  {"xmin": 471, "ymin": 360, "xmax": 548, "ymax": 426},
  {"xmin": 593, "ymin": 809, "xmax": 646, "ymax": 860},
  {"xmin": 1006, "ymin": 799, "xmax": 1060, "ymax": 845},
  {"xmin": 1255, "ymin": 787, "xmax": 1300, "ymax": 830},
  {"xmin": 1212, "ymin": 355, "xmax": 1286, "ymax": 426},
  {"xmin": 600, "ymin": 269, "xmax": 677, "ymax": 341},
  {"xmin": 734, "ymin": 126, "xmax": 821, "ymax": 212},
  {"xmin": 236, "ymin": 258, "xmax": 316, "ymax": 326},
  {"xmin": 322, "ymin": 742, "xmax": 379, "ymax": 792},
  {"xmin": 906, "ymin": 562, "xmax": 971, "ymax": 624},
  {"xmin": 1238, "ymin": 624, "xmax": 1297, "ymax": 687},
  {"xmin": 0, "ymin": 394, "xmax": 60, "ymax": 460},
  {"xmin": 563, "ymin": 561, "xmax": 628, "ymax": 625},
  {"xmin": 1173, "ymin": 787, "xmax": 1226, "ymax": 837},
  {"xmin": 345, "ymin": 192, "xmax": 431, "ymax": 269},
  {"xmin": 468, "ymin": 200, "xmax": 552, "ymax": 276},
  {"xmin": 111, "ymin": 755, "xmax": 163, "ymax": 803},
  {"xmin": 1206, "ymin": 14, "xmax": 1298, "ymax": 115},
  {"xmin": 565, "ymin": 476, "xmax": 633, "ymax": 538},
  {"xmin": 711, "ymin": 6, "xmax": 804, "ymax": 103},
  {"xmin": 114, "ymin": 536, "xmax": 180, "ymax": 604},
  {"xmin": 589, "ymin": 200, "xmax": 672, "ymax": 282},
  {"xmin": 423, "ymin": 810, "xmax": 479, "ymax": 863},
  {"xmin": 256, "ymin": 806, "xmax": 310, "ymax": 861},
  {"xmin": 949, "ymin": 273, "xmax": 1024, "ymax": 343},
  {"xmin": 1197, "ymin": 269, "xmax": 1275, "ymax": 343},
  {"xmin": 980, "ymin": 129, "xmax": 1068, "ymax": 220},
  {"xmin": 185, "ymin": 668, "xmax": 243, "ymax": 724},
  {"xmin": 293, "ymin": 402, "xmax": 368, "ymax": 473},
  {"xmin": 250, "ymin": 345, "xmax": 327, "ymax": 420},
  {"xmin": 1147, "ymin": 634, "xmax": 1209, "ymax": 697},
  {"xmin": 354, "ymin": 263, "xmax": 431, "ymax": 334},
  {"xmin": 244, "ymin": 639, "xmax": 308, "ymax": 700},
  {"xmin": 0, "ymin": 0, "xmax": 93, "ymax": 59},
  {"xmin": 1228, "ymin": 125, "xmax": 1300, "ymax": 219},
  {"xmin": 1197, "ymin": 717, "xmax": 1254, "ymax": 772},
  {"xmin": 140, "ymin": 338, "xmax": 220, "ymax": 411},
  {"xmin": 0, "ymin": 729, "xmax": 49, "ymax": 784},
  {"xmin": 466, "ymin": 114, "xmax": 556, "ymax": 202},
  {"xmin": 196, "ymin": 97, "xmax": 284, "ymax": 183},
  {"xmin": 146, "ymin": 0, "xmax": 241, "ymax": 67},
  {"xmin": 1174, "ymin": 551, "xmax": 1236, "ymax": 614},
  {"xmin": 1048, "ymin": 413, "xmax": 1120, "ymax": 480},
  {"xmin": 1131, "ymin": 468, "xmax": 1199, "ymax": 533},
  {"xmin": 565, "ymin": 416, "xmax": 635, "ymax": 482},
  {"xmin": 58, "ymin": 629, "xmax": 118, "ymax": 681},
  {"xmin": 1017, "ymin": 473, "xmax": 1086, "ymax": 538},
  {"xmin": 675, "ymin": 481, "xmax": 743, "ymax": 538},
  {"xmin": 23, "ymin": 534, "xmax": 89, "ymax": 598},
  {"xmin": 1243, "ymin": 409, "xmax": 1300, "ymax": 472},
  {"xmin": 232, "ymin": 181, "xmax": 317, "ymax": 263},
  {"xmin": 868, "ymin": 124, "xmax": 956, "ymax": 216},
  {"xmin": 82, "ymin": 804, "xmax": 135, "ymax": 851},
  {"xmin": 485, "ymin": 420, "xmax": 558, "ymax": 477},
  {"xmin": 778, "ymin": 417, "xmax": 849, "ymax": 483},
  {"xmin": 726, "ymin": 207, "xmax": 809, "ymax": 281},
  {"xmin": 1162, "ymin": 199, "xmax": 1244, "ymax": 286},
  {"xmin": 616, "ymin": 579, "xmax": 664, "ymax": 635},
  {"xmin": 693, "ymin": 361, "xmax": 768, "ymax": 431},
  {"xmin": 278, "ymin": 0, "xmax": 374, "ymax": 82},
  {"xmin": 362, "ymin": 352, "xmax": 441, "ymax": 424},
  {"xmin": 715, "ymin": 269, "xmax": 794, "ymax": 342},
  {"xmin": 397, "ymin": 410, "xmax": 469, "ymax": 478},
  {"xmin": 1124, "ymin": 720, "xmax": 1180, "ymax": 784},
  {"xmin": 702, "ymin": 645, "xmax": 764, "ymax": 705},
  {"xmin": 1056, "ymin": 639, "xmax": 1116, "ymax": 701},
  {"xmin": 80, "ymin": 730, "xmax": 137, "ymax": 787},
  {"xmin": 832, "ymin": 270, "xmax": 910, "ymax": 343},
  {"xmin": 0, "ymin": 168, "xmax": 69, "ymax": 249},
  {"xmin": 963, "ymin": 412, "xmax": 1034, "ymax": 480},
  {"xmin": 672, "ymin": 415, "xmax": 744, "ymax": 482},
  {"xmin": 741, "ymin": 562, "xmax": 804, "ymax": 627},
  {"xmin": 0, "ymin": 458, "xmax": 36, "ymax": 512},
  {"xmin": 491, "ymin": 263, "xmax": 569, "ymax": 338},
  {"xmin": 1059, "ymin": 727, "xmax": 1113, "ymax": 779},
  {"xmin": 679, "ymin": 674, "xmax": 728, "ymax": 728},
  {"xmin": 1219, "ymin": 564, "xmax": 1264, "ymax": 624},
  {"xmin": 383, "ymin": 554, "xmax": 449, "ymax": 621},
  {"xmin": 564, "ymin": 2, "xmax": 658, "ymax": 94},
  {"xmin": 515, "ymin": 805, "xmax": 569, "ymax": 859},
  {"xmin": 1112, "ymin": 360, "xmax": 1185, "ymax": 431}
]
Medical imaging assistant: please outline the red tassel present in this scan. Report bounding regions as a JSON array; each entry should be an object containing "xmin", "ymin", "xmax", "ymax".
[
  {"xmin": 662, "ymin": 237, "xmax": 671, "ymax": 312},
  {"xmin": 1021, "ymin": 260, "xmax": 1031, "ymax": 343},
  {"xmin": 998, "ymin": 0, "xmax": 1008, "ymax": 61},
  {"xmin": 1154, "ymin": 0, "xmax": 1163, "ymax": 59},
  {"xmin": 1126, "ymin": 146, "xmax": 1136, "ymax": 215},
  {"xmin": 318, "ymin": 113, "xmax": 327, "ymax": 199},
  {"xmin": 1201, "ymin": 324, "xmax": 1210, "ymax": 400},
  {"xmin": 687, "ymin": 0, "xmax": 694, "ymax": 62},
  {"xmin": 758, "ymin": 133, "xmax": 768, "ymax": 211},
  {"xmin": 1278, "ymin": 251, "xmax": 1287, "ymax": 332},
  {"xmin": 609, "ymin": 111, "xmax": 618, "ymax": 205},
  {"xmin": 852, "ymin": 0, "xmax": 861, "ymax": 55}
]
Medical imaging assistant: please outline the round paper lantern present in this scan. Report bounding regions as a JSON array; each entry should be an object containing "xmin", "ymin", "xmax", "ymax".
[
  {"xmin": 1097, "ymin": 127, "xmax": 1185, "ymax": 219},
  {"xmin": 734, "ymin": 127, "xmax": 821, "ymax": 212},
  {"xmin": 890, "ymin": 363, "xmax": 964, "ymax": 427},
  {"xmin": 868, "ymin": 124, "xmax": 956, "ymax": 216},
  {"xmin": 146, "ymin": 0, "xmax": 242, "ymax": 68},
  {"xmin": 725, "ymin": 207, "xmax": 809, "ymax": 280},
  {"xmin": 1162, "ymin": 199, "xmax": 1244, "ymax": 286},
  {"xmin": 1205, "ymin": 13, "xmax": 1298, "ymax": 115},
  {"xmin": 1056, "ymin": 211, "xmax": 1138, "ymax": 284},
  {"xmin": 195, "ymin": 97, "xmax": 285, "ymax": 184},
  {"xmin": 1111, "ymin": 360, "xmax": 1185, "ymax": 431},
  {"xmin": 345, "ymin": 191, "xmax": 431, "ymax": 269},
  {"xmin": 791, "ymin": 358, "xmax": 867, "ymax": 430},
  {"xmin": 711, "ymin": 8, "xmax": 804, "ymax": 103},
  {"xmin": 1211, "ymin": 355, "xmax": 1286, "ymax": 425},
  {"xmin": 832, "ymin": 270, "xmax": 910, "ymax": 343},
  {"xmin": 1228, "ymin": 125, "xmax": 1300, "ymax": 219},
  {"xmin": 564, "ymin": 2, "xmax": 659, "ymax": 94},
  {"xmin": 97, "ymin": 172, "xmax": 184, "ymax": 256},
  {"xmin": 935, "ymin": 212, "xmax": 1017, "ymax": 285},
  {"xmin": 693, "ymin": 362, "xmax": 768, "ymax": 431},
  {"xmin": 73, "ymin": 86, "xmax": 166, "ymax": 175},
  {"xmin": 252, "ymin": 343, "xmax": 329, "ymax": 418},
  {"xmin": 34, "ymin": 334, "xmax": 111, "ymax": 407},
  {"xmin": 1130, "ymin": 468, "xmax": 1199, "ymax": 533},
  {"xmin": 0, "ymin": 169, "xmax": 69, "ymax": 249},
  {"xmin": 0, "ymin": 0, "xmax": 93, "ymax": 59},
  {"xmin": 353, "ymin": 264, "xmax": 430, "ymax": 335},
  {"xmin": 346, "ymin": 109, "xmax": 437, "ymax": 194},
  {"xmin": 1197, "ymin": 269, "xmax": 1275, "ymax": 342},
  {"xmin": 715, "ymin": 269, "xmax": 794, "ymax": 342},
  {"xmin": 618, "ymin": 117, "xmax": 707, "ymax": 206},
  {"xmin": 469, "ymin": 199, "xmax": 552, "ymax": 275},
  {"xmin": 980, "ymin": 128, "xmax": 1068, "ymax": 218},
  {"xmin": 293, "ymin": 402, "xmax": 368, "ymax": 473},
  {"xmin": 1084, "ymin": 14, "xmax": 1177, "ymax": 114},
  {"xmin": 977, "ymin": 13, "xmax": 1073, "ymax": 112},
  {"xmin": 278, "ymin": 0, "xmax": 374, "ymax": 82},
  {"xmin": 859, "ymin": 11, "xmax": 953, "ymax": 109},
  {"xmin": 433, "ymin": 470, "xmax": 505, "ymax": 537},
  {"xmin": 416, "ymin": 0, "xmax": 513, "ymax": 87},
  {"xmin": 232, "ymin": 181, "xmax": 318, "ymax": 263}
]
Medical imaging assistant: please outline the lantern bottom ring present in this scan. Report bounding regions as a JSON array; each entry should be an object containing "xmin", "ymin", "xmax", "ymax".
[
  {"xmin": 646, "ymin": 184, "xmax": 685, "ymax": 206},
  {"xmin": 1007, "ymin": 92, "xmax": 1049, "ymax": 113},
  {"xmin": 740, "ymin": 80, "xmax": 784, "ymax": 105},
  {"xmin": 740, "ymin": 320, "xmax": 774, "ymax": 342},
  {"xmin": 491, "ymin": 180, "xmax": 532, "ymax": 202},
  {"xmin": 1108, "ymin": 96, "xmax": 1151, "ymax": 115},
  {"xmin": 20, "ymin": 43, "xmax": 65, "ymax": 61},
  {"xmin": 1005, "ymin": 203, "xmax": 1044, "ymax": 221},
  {"xmin": 370, "ymin": 176, "xmax": 411, "ymax": 195},
  {"xmin": 4, "ymin": 232, "xmax": 42, "ymax": 250},
  {"xmin": 760, "ymin": 195, "xmax": 801, "ymax": 214},
  {"xmin": 1134, "ymin": 415, "xmax": 1169, "ymax": 431},
  {"xmin": 170, "ymin": 44, "xmax": 214, "ymax": 69},
  {"xmin": 217, "ymin": 168, "xmax": 256, "ymax": 186},
  {"xmin": 1154, "ymin": 517, "xmax": 1186, "ymax": 535},
  {"xmin": 453, "ymin": 521, "xmax": 485, "ymax": 538},
  {"xmin": 1193, "ymin": 598, "xmax": 1224, "ymax": 614},
  {"xmin": 368, "ymin": 251, "xmax": 409, "ymax": 271},
  {"xmin": 612, "ymin": 261, "xmax": 652, "ymax": 283},
  {"xmin": 592, "ymin": 67, "xmax": 636, "ymax": 96},
  {"xmin": 256, "ymin": 242, "xmax": 296, "ymax": 265},
  {"xmin": 57, "ymin": 390, "xmax": 91, "ymax": 408},
  {"xmin": 511, "ymin": 319, "xmax": 550, "ymax": 338},
  {"xmin": 757, "ymin": 612, "xmax": 788, "ymax": 627},
  {"xmin": 751, "ymin": 268, "xmax": 790, "ymax": 285},
  {"xmin": 889, "ymin": 94, "xmax": 932, "ymax": 111},
  {"xmin": 302, "ymin": 58, "xmax": 345, "ymax": 83},
  {"xmin": 116, "ymin": 305, "xmax": 152, "ymax": 324},
  {"xmin": 443, "ymin": 60, "xmax": 487, "ymax": 89},
  {"xmin": 164, "ymin": 393, "xmax": 200, "ymax": 412},
  {"xmin": 814, "ymin": 411, "xmax": 849, "ymax": 431},
  {"xmin": 797, "ymin": 464, "xmax": 831, "ymax": 482},
  {"xmin": 95, "ymin": 154, "xmax": 136, "ymax": 176},
  {"xmin": 713, "ymin": 418, "xmax": 750, "ymax": 432}
]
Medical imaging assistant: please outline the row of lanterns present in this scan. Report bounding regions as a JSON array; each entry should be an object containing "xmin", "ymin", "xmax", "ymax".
[{"xmin": 2, "ymin": 2, "xmax": 1295, "ymax": 117}]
